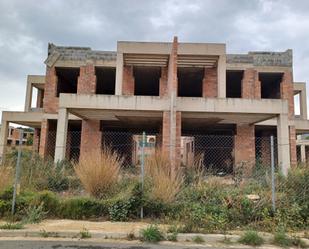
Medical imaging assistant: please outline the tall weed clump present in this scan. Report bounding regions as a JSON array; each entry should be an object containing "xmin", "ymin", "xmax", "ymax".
[
  {"xmin": 0, "ymin": 165, "xmax": 13, "ymax": 191},
  {"xmin": 145, "ymin": 151, "xmax": 183, "ymax": 203},
  {"xmin": 74, "ymin": 148, "xmax": 123, "ymax": 198}
]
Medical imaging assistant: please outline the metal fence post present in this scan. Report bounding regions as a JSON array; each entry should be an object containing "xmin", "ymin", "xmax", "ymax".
[
  {"xmin": 270, "ymin": 135, "xmax": 276, "ymax": 213},
  {"xmin": 140, "ymin": 131, "xmax": 146, "ymax": 219},
  {"xmin": 12, "ymin": 129, "xmax": 23, "ymax": 215}
]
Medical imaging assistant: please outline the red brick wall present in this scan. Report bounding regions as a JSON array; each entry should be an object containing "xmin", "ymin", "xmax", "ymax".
[
  {"xmin": 80, "ymin": 120, "xmax": 102, "ymax": 159},
  {"xmin": 122, "ymin": 65, "xmax": 134, "ymax": 95},
  {"xmin": 39, "ymin": 119, "xmax": 49, "ymax": 157},
  {"xmin": 77, "ymin": 64, "xmax": 96, "ymax": 94},
  {"xmin": 159, "ymin": 67, "xmax": 168, "ymax": 97},
  {"xmin": 202, "ymin": 67, "xmax": 217, "ymax": 97},
  {"xmin": 281, "ymin": 70, "xmax": 294, "ymax": 119},
  {"xmin": 234, "ymin": 124, "xmax": 255, "ymax": 174},
  {"xmin": 242, "ymin": 69, "xmax": 261, "ymax": 99},
  {"xmin": 43, "ymin": 66, "xmax": 58, "ymax": 113},
  {"xmin": 289, "ymin": 126, "xmax": 297, "ymax": 167},
  {"xmin": 32, "ymin": 128, "xmax": 40, "ymax": 153}
]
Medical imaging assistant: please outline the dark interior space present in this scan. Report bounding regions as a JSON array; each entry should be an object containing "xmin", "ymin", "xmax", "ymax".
[
  {"xmin": 259, "ymin": 73, "xmax": 283, "ymax": 99},
  {"xmin": 178, "ymin": 67, "xmax": 204, "ymax": 97},
  {"xmin": 56, "ymin": 67, "xmax": 80, "ymax": 97},
  {"xmin": 101, "ymin": 119, "xmax": 161, "ymax": 167},
  {"xmin": 67, "ymin": 121, "xmax": 82, "ymax": 161},
  {"xmin": 95, "ymin": 67, "xmax": 116, "ymax": 94},
  {"xmin": 134, "ymin": 66, "xmax": 161, "ymax": 96},
  {"xmin": 226, "ymin": 70, "xmax": 243, "ymax": 98},
  {"xmin": 46, "ymin": 120, "xmax": 57, "ymax": 159},
  {"xmin": 182, "ymin": 123, "xmax": 236, "ymax": 174},
  {"xmin": 255, "ymin": 126, "xmax": 278, "ymax": 166}
]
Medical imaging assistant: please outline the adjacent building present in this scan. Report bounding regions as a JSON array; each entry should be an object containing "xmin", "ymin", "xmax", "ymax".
[{"xmin": 1, "ymin": 37, "xmax": 309, "ymax": 175}]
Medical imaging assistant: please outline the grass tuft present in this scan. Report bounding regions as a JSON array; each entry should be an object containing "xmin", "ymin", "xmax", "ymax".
[
  {"xmin": 192, "ymin": 235, "xmax": 205, "ymax": 244},
  {"xmin": 0, "ymin": 222, "xmax": 24, "ymax": 230},
  {"xmin": 140, "ymin": 225, "xmax": 164, "ymax": 243},
  {"xmin": 79, "ymin": 227, "xmax": 91, "ymax": 239},
  {"xmin": 238, "ymin": 230, "xmax": 264, "ymax": 246},
  {"xmin": 74, "ymin": 148, "xmax": 122, "ymax": 198}
]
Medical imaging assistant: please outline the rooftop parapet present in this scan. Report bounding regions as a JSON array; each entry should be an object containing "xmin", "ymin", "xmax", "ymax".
[
  {"xmin": 227, "ymin": 49, "xmax": 292, "ymax": 67},
  {"xmin": 45, "ymin": 43, "xmax": 116, "ymax": 67}
]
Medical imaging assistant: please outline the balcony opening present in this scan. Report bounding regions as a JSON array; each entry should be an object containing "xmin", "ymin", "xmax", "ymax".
[
  {"xmin": 294, "ymin": 93, "xmax": 301, "ymax": 117},
  {"xmin": 133, "ymin": 66, "xmax": 160, "ymax": 96},
  {"xmin": 56, "ymin": 67, "xmax": 79, "ymax": 97},
  {"xmin": 95, "ymin": 67, "xmax": 116, "ymax": 95},
  {"xmin": 226, "ymin": 70, "xmax": 243, "ymax": 98},
  {"xmin": 178, "ymin": 67, "xmax": 203, "ymax": 97},
  {"xmin": 259, "ymin": 73, "xmax": 283, "ymax": 99}
]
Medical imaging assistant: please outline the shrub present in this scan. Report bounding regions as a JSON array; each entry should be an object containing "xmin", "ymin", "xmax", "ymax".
[
  {"xmin": 74, "ymin": 148, "xmax": 122, "ymax": 198},
  {"xmin": 192, "ymin": 235, "xmax": 205, "ymax": 244},
  {"xmin": 32, "ymin": 191, "xmax": 60, "ymax": 216},
  {"xmin": 108, "ymin": 199, "xmax": 131, "ymax": 221},
  {"xmin": 79, "ymin": 228, "xmax": 91, "ymax": 239},
  {"xmin": 59, "ymin": 197, "xmax": 107, "ymax": 219},
  {"xmin": 238, "ymin": 230, "xmax": 264, "ymax": 246},
  {"xmin": 145, "ymin": 151, "xmax": 183, "ymax": 203},
  {"xmin": 273, "ymin": 230, "xmax": 292, "ymax": 247},
  {"xmin": 166, "ymin": 232, "xmax": 178, "ymax": 242},
  {"xmin": 140, "ymin": 225, "xmax": 164, "ymax": 243},
  {"xmin": 22, "ymin": 203, "xmax": 47, "ymax": 224},
  {"xmin": 0, "ymin": 222, "xmax": 24, "ymax": 230}
]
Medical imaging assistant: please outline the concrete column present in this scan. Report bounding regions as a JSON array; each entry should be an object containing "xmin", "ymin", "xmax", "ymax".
[
  {"xmin": 217, "ymin": 55, "xmax": 226, "ymax": 98},
  {"xmin": 54, "ymin": 108, "xmax": 68, "ymax": 162},
  {"xmin": 0, "ymin": 118, "xmax": 9, "ymax": 164},
  {"xmin": 24, "ymin": 81, "xmax": 33, "ymax": 112},
  {"xmin": 300, "ymin": 90, "xmax": 307, "ymax": 119},
  {"xmin": 277, "ymin": 114, "xmax": 290, "ymax": 176},
  {"xmin": 115, "ymin": 53, "xmax": 123, "ymax": 95},
  {"xmin": 301, "ymin": 145, "xmax": 306, "ymax": 163}
]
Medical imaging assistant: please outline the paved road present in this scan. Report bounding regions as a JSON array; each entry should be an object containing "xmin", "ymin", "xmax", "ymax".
[{"xmin": 0, "ymin": 240, "xmax": 216, "ymax": 249}]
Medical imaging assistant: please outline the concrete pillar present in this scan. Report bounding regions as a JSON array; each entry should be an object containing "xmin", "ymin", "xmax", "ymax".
[
  {"xmin": 217, "ymin": 55, "xmax": 226, "ymax": 98},
  {"xmin": 54, "ymin": 108, "xmax": 68, "ymax": 162},
  {"xmin": 24, "ymin": 81, "xmax": 33, "ymax": 112},
  {"xmin": 301, "ymin": 145, "xmax": 306, "ymax": 163},
  {"xmin": 277, "ymin": 114, "xmax": 290, "ymax": 176},
  {"xmin": 115, "ymin": 53, "xmax": 123, "ymax": 95},
  {"xmin": 234, "ymin": 124, "xmax": 255, "ymax": 175},
  {"xmin": 0, "ymin": 118, "xmax": 9, "ymax": 163},
  {"xmin": 80, "ymin": 120, "xmax": 102, "ymax": 159},
  {"xmin": 300, "ymin": 90, "xmax": 307, "ymax": 119}
]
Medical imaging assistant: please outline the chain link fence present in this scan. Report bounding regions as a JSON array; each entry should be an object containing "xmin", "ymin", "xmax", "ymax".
[{"xmin": 1, "ymin": 129, "xmax": 308, "ymax": 230}]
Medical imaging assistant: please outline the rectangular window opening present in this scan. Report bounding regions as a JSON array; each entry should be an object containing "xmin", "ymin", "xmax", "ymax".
[
  {"xmin": 259, "ymin": 73, "xmax": 283, "ymax": 99},
  {"xmin": 226, "ymin": 70, "xmax": 243, "ymax": 98},
  {"xmin": 95, "ymin": 67, "xmax": 116, "ymax": 95},
  {"xmin": 178, "ymin": 67, "xmax": 204, "ymax": 97},
  {"xmin": 56, "ymin": 67, "xmax": 80, "ymax": 97},
  {"xmin": 134, "ymin": 66, "xmax": 161, "ymax": 96}
]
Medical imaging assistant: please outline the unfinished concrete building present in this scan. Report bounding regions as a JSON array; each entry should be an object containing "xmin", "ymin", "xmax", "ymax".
[{"xmin": 1, "ymin": 37, "xmax": 309, "ymax": 175}]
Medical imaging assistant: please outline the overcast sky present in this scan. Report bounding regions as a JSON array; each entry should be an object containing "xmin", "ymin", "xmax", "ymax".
[{"xmin": 0, "ymin": 0, "xmax": 308, "ymax": 121}]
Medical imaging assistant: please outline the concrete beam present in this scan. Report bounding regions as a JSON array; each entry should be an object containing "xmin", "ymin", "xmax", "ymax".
[{"xmin": 54, "ymin": 108, "xmax": 68, "ymax": 162}]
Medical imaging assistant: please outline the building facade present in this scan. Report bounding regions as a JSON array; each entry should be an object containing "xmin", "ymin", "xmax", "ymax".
[{"xmin": 0, "ymin": 37, "xmax": 309, "ymax": 175}]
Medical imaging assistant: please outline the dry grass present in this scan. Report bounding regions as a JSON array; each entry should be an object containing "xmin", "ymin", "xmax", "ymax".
[
  {"xmin": 0, "ymin": 165, "xmax": 14, "ymax": 191},
  {"xmin": 145, "ymin": 151, "xmax": 183, "ymax": 203},
  {"xmin": 74, "ymin": 148, "xmax": 123, "ymax": 198}
]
